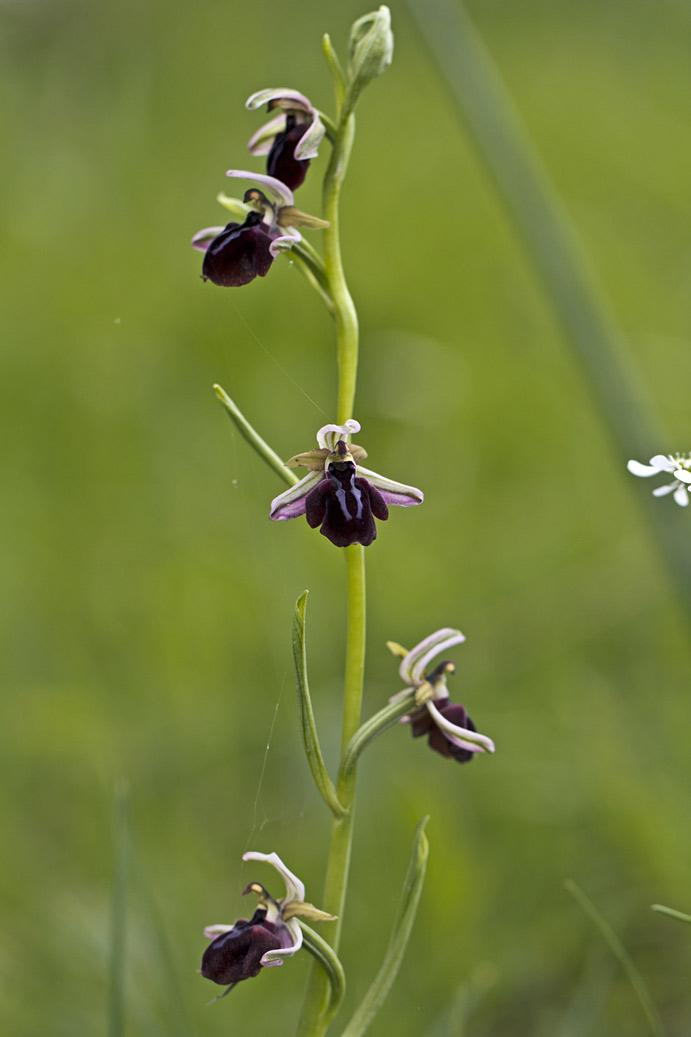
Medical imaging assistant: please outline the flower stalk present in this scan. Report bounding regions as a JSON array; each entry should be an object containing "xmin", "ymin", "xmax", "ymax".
[{"xmin": 297, "ymin": 64, "xmax": 366, "ymax": 1037}]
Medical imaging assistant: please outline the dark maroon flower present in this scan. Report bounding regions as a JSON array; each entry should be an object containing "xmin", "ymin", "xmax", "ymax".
[
  {"xmin": 192, "ymin": 173, "xmax": 327, "ymax": 288},
  {"xmin": 246, "ymin": 88, "xmax": 326, "ymax": 192},
  {"xmin": 201, "ymin": 907, "xmax": 283, "ymax": 987},
  {"xmin": 201, "ymin": 850, "xmax": 335, "ymax": 1000},
  {"xmin": 269, "ymin": 419, "xmax": 423, "ymax": 548},
  {"xmin": 388, "ymin": 629, "xmax": 495, "ymax": 763}
]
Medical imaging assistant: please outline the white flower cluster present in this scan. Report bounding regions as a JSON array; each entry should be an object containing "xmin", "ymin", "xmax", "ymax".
[{"xmin": 627, "ymin": 454, "xmax": 691, "ymax": 507}]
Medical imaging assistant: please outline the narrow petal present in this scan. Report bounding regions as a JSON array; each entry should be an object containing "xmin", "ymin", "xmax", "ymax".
[
  {"xmin": 673, "ymin": 484, "xmax": 689, "ymax": 507},
  {"xmin": 649, "ymin": 454, "xmax": 677, "ymax": 470},
  {"xmin": 225, "ymin": 170, "xmax": 294, "ymax": 210},
  {"xmin": 427, "ymin": 700, "xmax": 495, "ymax": 753},
  {"xmin": 295, "ymin": 113, "xmax": 326, "ymax": 160},
  {"xmin": 316, "ymin": 420, "xmax": 361, "ymax": 450},
  {"xmin": 398, "ymin": 628, "xmax": 465, "ymax": 686},
  {"xmin": 652, "ymin": 483, "xmax": 677, "ymax": 497},
  {"xmin": 270, "ymin": 471, "xmax": 324, "ymax": 520},
  {"xmin": 242, "ymin": 851, "xmax": 306, "ymax": 905},
  {"xmin": 246, "ymin": 88, "xmax": 314, "ymax": 114},
  {"xmin": 627, "ymin": 459, "xmax": 662, "ymax": 477},
  {"xmin": 357, "ymin": 465, "xmax": 424, "ymax": 507},
  {"xmin": 260, "ymin": 918, "xmax": 303, "ymax": 966},
  {"xmin": 247, "ymin": 113, "xmax": 287, "ymax": 156},
  {"xmin": 204, "ymin": 924, "xmax": 234, "ymax": 939},
  {"xmin": 268, "ymin": 227, "xmax": 302, "ymax": 260},
  {"xmin": 191, "ymin": 226, "xmax": 225, "ymax": 253}
]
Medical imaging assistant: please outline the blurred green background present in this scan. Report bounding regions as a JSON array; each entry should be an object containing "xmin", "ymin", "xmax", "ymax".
[{"xmin": 1, "ymin": 0, "xmax": 689, "ymax": 1033}]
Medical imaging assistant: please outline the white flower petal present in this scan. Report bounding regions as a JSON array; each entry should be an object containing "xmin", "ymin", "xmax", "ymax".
[
  {"xmin": 242, "ymin": 851, "xmax": 305, "ymax": 904},
  {"xmin": 247, "ymin": 113, "xmax": 286, "ymax": 156},
  {"xmin": 357, "ymin": 465, "xmax": 424, "ymax": 507},
  {"xmin": 427, "ymin": 700, "xmax": 495, "ymax": 754},
  {"xmin": 673, "ymin": 484, "xmax": 689, "ymax": 507},
  {"xmin": 627, "ymin": 459, "xmax": 662, "ymax": 477},
  {"xmin": 398, "ymin": 628, "xmax": 465, "ymax": 685},
  {"xmin": 270, "ymin": 470, "xmax": 323, "ymax": 520},
  {"xmin": 316, "ymin": 420, "xmax": 361, "ymax": 450},
  {"xmin": 294, "ymin": 113, "xmax": 326, "ymax": 160},
  {"xmin": 652, "ymin": 483, "xmax": 676, "ymax": 497},
  {"xmin": 649, "ymin": 454, "xmax": 677, "ymax": 471},
  {"xmin": 203, "ymin": 924, "xmax": 234, "ymax": 940},
  {"xmin": 260, "ymin": 918, "xmax": 303, "ymax": 966},
  {"xmin": 190, "ymin": 226, "xmax": 225, "ymax": 252},
  {"xmin": 269, "ymin": 227, "xmax": 302, "ymax": 259},
  {"xmin": 245, "ymin": 88, "xmax": 313, "ymax": 114},
  {"xmin": 225, "ymin": 170, "xmax": 294, "ymax": 209},
  {"xmin": 675, "ymin": 469, "xmax": 691, "ymax": 484}
]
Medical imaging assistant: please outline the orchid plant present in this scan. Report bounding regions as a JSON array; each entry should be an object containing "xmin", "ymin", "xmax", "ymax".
[{"xmin": 192, "ymin": 9, "xmax": 495, "ymax": 1034}]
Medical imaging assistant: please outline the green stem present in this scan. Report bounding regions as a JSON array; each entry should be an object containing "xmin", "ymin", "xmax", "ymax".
[
  {"xmin": 297, "ymin": 102, "xmax": 364, "ymax": 1037},
  {"xmin": 323, "ymin": 111, "xmax": 359, "ymax": 424},
  {"xmin": 298, "ymin": 548, "xmax": 366, "ymax": 1037}
]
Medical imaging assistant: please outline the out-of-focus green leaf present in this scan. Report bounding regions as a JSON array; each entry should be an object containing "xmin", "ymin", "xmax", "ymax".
[{"xmin": 339, "ymin": 818, "xmax": 429, "ymax": 1037}]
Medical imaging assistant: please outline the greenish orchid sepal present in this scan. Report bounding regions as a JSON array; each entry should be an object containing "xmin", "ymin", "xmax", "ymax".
[
  {"xmin": 339, "ymin": 690, "xmax": 416, "ymax": 780},
  {"xmin": 293, "ymin": 592, "xmax": 347, "ymax": 819},
  {"xmin": 299, "ymin": 921, "xmax": 347, "ymax": 1027},
  {"xmin": 338, "ymin": 818, "xmax": 429, "ymax": 1037},
  {"xmin": 216, "ymin": 192, "xmax": 251, "ymax": 219},
  {"xmin": 283, "ymin": 902, "xmax": 338, "ymax": 924},
  {"xmin": 278, "ymin": 206, "xmax": 330, "ymax": 231},
  {"xmin": 213, "ymin": 385, "xmax": 298, "ymax": 487},
  {"xmin": 285, "ymin": 444, "xmax": 368, "ymax": 471},
  {"xmin": 652, "ymin": 904, "xmax": 691, "ymax": 925},
  {"xmin": 322, "ymin": 33, "xmax": 346, "ymax": 112},
  {"xmin": 342, "ymin": 6, "xmax": 393, "ymax": 115}
]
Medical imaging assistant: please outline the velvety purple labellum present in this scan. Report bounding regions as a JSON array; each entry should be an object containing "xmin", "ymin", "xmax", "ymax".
[
  {"xmin": 201, "ymin": 913, "xmax": 282, "ymax": 985},
  {"xmin": 412, "ymin": 698, "xmax": 477, "ymax": 764},
  {"xmin": 201, "ymin": 211, "xmax": 275, "ymax": 287},
  {"xmin": 266, "ymin": 116, "xmax": 311, "ymax": 191},
  {"xmin": 304, "ymin": 463, "xmax": 389, "ymax": 547}
]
